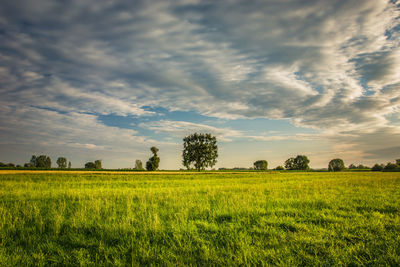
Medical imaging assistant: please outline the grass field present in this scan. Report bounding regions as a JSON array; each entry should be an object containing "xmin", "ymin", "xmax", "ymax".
[{"xmin": 0, "ymin": 171, "xmax": 399, "ymax": 266}]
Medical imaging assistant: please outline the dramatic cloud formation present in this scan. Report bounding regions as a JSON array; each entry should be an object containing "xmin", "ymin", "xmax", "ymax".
[{"xmin": 0, "ymin": 0, "xmax": 399, "ymax": 168}]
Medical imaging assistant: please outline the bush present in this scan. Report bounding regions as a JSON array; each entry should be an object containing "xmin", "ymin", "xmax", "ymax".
[{"xmin": 275, "ymin": 166, "xmax": 284, "ymax": 170}]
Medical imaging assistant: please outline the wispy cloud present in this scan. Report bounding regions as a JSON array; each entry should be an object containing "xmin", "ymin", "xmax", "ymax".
[{"xmin": 140, "ymin": 120, "xmax": 243, "ymax": 142}]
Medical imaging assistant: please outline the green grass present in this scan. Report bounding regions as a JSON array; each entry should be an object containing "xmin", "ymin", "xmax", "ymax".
[{"xmin": 0, "ymin": 171, "xmax": 399, "ymax": 266}]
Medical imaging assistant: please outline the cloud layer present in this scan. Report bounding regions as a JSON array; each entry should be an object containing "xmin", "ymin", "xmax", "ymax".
[{"xmin": 0, "ymin": 0, "xmax": 399, "ymax": 168}]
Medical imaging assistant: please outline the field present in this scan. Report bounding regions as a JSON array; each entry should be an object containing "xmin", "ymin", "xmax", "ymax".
[{"xmin": 0, "ymin": 171, "xmax": 399, "ymax": 266}]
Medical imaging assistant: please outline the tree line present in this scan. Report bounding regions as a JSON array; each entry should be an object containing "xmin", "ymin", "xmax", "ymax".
[{"xmin": 1, "ymin": 133, "xmax": 399, "ymax": 172}]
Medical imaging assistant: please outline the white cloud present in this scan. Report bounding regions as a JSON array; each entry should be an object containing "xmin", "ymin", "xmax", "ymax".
[{"xmin": 140, "ymin": 120, "xmax": 243, "ymax": 142}]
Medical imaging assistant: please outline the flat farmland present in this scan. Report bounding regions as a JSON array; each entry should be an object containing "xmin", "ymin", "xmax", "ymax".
[{"xmin": 0, "ymin": 171, "xmax": 399, "ymax": 266}]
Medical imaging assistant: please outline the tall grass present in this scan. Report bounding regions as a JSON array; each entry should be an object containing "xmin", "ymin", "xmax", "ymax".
[{"xmin": 0, "ymin": 171, "xmax": 399, "ymax": 265}]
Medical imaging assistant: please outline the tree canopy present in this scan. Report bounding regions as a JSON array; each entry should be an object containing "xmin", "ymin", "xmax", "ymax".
[
  {"xmin": 85, "ymin": 162, "xmax": 96, "ymax": 169},
  {"xmin": 56, "ymin": 157, "xmax": 67, "ymax": 168},
  {"xmin": 328, "ymin": 158, "xmax": 345, "ymax": 172},
  {"xmin": 146, "ymin": 147, "xmax": 160, "ymax": 171},
  {"xmin": 30, "ymin": 155, "xmax": 51, "ymax": 168},
  {"xmin": 182, "ymin": 133, "xmax": 218, "ymax": 171},
  {"xmin": 253, "ymin": 160, "xmax": 268, "ymax": 170},
  {"xmin": 94, "ymin": 160, "xmax": 102, "ymax": 169},
  {"xmin": 84, "ymin": 160, "xmax": 101, "ymax": 169},
  {"xmin": 135, "ymin": 159, "xmax": 144, "ymax": 170},
  {"xmin": 285, "ymin": 155, "xmax": 310, "ymax": 170}
]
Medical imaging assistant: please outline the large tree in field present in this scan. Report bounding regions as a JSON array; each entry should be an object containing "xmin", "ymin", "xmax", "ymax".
[
  {"xmin": 56, "ymin": 157, "xmax": 67, "ymax": 168},
  {"xmin": 182, "ymin": 133, "xmax": 218, "ymax": 171},
  {"xmin": 293, "ymin": 155, "xmax": 310, "ymax": 170},
  {"xmin": 94, "ymin": 160, "xmax": 102, "ymax": 169},
  {"xmin": 146, "ymin": 147, "xmax": 160, "ymax": 171},
  {"xmin": 284, "ymin": 157, "xmax": 295, "ymax": 170},
  {"xmin": 285, "ymin": 155, "xmax": 310, "ymax": 170},
  {"xmin": 30, "ymin": 155, "xmax": 51, "ymax": 168},
  {"xmin": 85, "ymin": 162, "xmax": 96, "ymax": 169},
  {"xmin": 328, "ymin": 158, "xmax": 345, "ymax": 172},
  {"xmin": 253, "ymin": 160, "xmax": 268, "ymax": 170}
]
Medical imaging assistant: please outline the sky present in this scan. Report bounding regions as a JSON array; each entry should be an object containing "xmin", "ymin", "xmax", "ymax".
[{"xmin": 0, "ymin": 0, "xmax": 399, "ymax": 169}]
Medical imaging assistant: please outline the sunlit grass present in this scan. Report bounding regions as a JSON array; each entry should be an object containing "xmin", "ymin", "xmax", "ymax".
[{"xmin": 0, "ymin": 171, "xmax": 399, "ymax": 265}]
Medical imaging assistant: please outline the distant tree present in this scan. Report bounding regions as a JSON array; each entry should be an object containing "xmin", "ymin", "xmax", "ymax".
[
  {"xmin": 275, "ymin": 166, "xmax": 284, "ymax": 170},
  {"xmin": 294, "ymin": 155, "xmax": 310, "ymax": 170},
  {"xmin": 45, "ymin": 157, "xmax": 51, "ymax": 168},
  {"xmin": 85, "ymin": 162, "xmax": 96, "ymax": 169},
  {"xmin": 371, "ymin": 164, "xmax": 384, "ymax": 171},
  {"xmin": 7, "ymin": 163, "xmax": 15, "ymax": 167},
  {"xmin": 357, "ymin": 164, "xmax": 369, "ymax": 169},
  {"xmin": 384, "ymin": 162, "xmax": 398, "ymax": 171},
  {"xmin": 68, "ymin": 161, "xmax": 71, "ymax": 169},
  {"xmin": 31, "ymin": 155, "xmax": 51, "ymax": 168},
  {"xmin": 24, "ymin": 162, "xmax": 34, "ymax": 168},
  {"xmin": 284, "ymin": 157, "xmax": 295, "ymax": 170},
  {"xmin": 285, "ymin": 155, "xmax": 310, "ymax": 170},
  {"xmin": 146, "ymin": 147, "xmax": 160, "ymax": 171},
  {"xmin": 56, "ymin": 157, "xmax": 67, "ymax": 168},
  {"xmin": 94, "ymin": 160, "xmax": 102, "ymax": 169},
  {"xmin": 182, "ymin": 133, "xmax": 218, "ymax": 171},
  {"xmin": 253, "ymin": 160, "xmax": 268, "ymax": 170},
  {"xmin": 396, "ymin": 159, "xmax": 400, "ymax": 166},
  {"xmin": 135, "ymin": 159, "xmax": 144, "ymax": 170},
  {"xmin": 30, "ymin": 155, "xmax": 37, "ymax": 166},
  {"xmin": 16, "ymin": 165, "xmax": 22, "ymax": 168},
  {"xmin": 328, "ymin": 158, "xmax": 345, "ymax": 172},
  {"xmin": 0, "ymin": 162, "xmax": 5, "ymax": 167},
  {"xmin": 348, "ymin": 164, "xmax": 357, "ymax": 169}
]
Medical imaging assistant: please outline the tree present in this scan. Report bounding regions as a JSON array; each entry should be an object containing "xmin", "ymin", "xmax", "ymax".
[
  {"xmin": 68, "ymin": 161, "xmax": 71, "ymax": 169},
  {"xmin": 182, "ymin": 133, "xmax": 218, "ymax": 171},
  {"xmin": 294, "ymin": 155, "xmax": 310, "ymax": 170},
  {"xmin": 24, "ymin": 162, "xmax": 34, "ymax": 168},
  {"xmin": 146, "ymin": 147, "xmax": 160, "ymax": 171},
  {"xmin": 0, "ymin": 162, "xmax": 6, "ymax": 167},
  {"xmin": 384, "ymin": 162, "xmax": 398, "ymax": 170},
  {"xmin": 285, "ymin": 155, "xmax": 310, "ymax": 170},
  {"xmin": 94, "ymin": 160, "xmax": 102, "ymax": 169},
  {"xmin": 30, "ymin": 155, "xmax": 37, "ymax": 166},
  {"xmin": 348, "ymin": 164, "xmax": 357, "ymax": 169},
  {"xmin": 275, "ymin": 165, "xmax": 284, "ymax": 170},
  {"xmin": 85, "ymin": 162, "xmax": 96, "ymax": 169},
  {"xmin": 56, "ymin": 157, "xmax": 67, "ymax": 168},
  {"xmin": 396, "ymin": 159, "xmax": 400, "ymax": 166},
  {"xmin": 134, "ymin": 159, "xmax": 144, "ymax": 170},
  {"xmin": 371, "ymin": 164, "xmax": 384, "ymax": 171},
  {"xmin": 31, "ymin": 155, "xmax": 51, "ymax": 168},
  {"xmin": 328, "ymin": 158, "xmax": 345, "ymax": 172},
  {"xmin": 253, "ymin": 160, "xmax": 268, "ymax": 170},
  {"xmin": 284, "ymin": 157, "xmax": 295, "ymax": 170}
]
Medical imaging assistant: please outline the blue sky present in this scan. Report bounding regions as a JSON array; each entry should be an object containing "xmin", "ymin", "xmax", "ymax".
[{"xmin": 0, "ymin": 0, "xmax": 399, "ymax": 169}]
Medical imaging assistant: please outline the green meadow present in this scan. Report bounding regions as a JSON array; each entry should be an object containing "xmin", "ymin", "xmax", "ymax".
[{"xmin": 0, "ymin": 171, "xmax": 399, "ymax": 266}]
